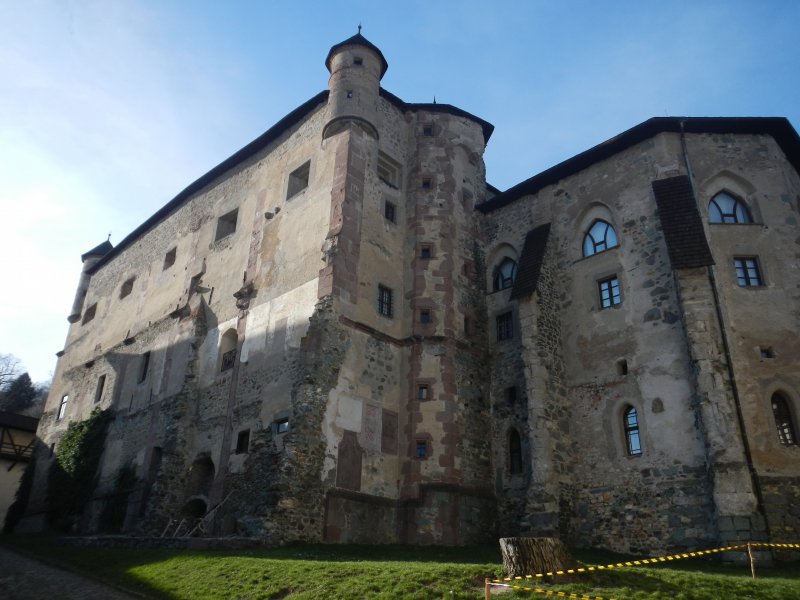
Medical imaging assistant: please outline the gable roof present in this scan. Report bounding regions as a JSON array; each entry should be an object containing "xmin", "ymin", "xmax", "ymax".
[
  {"xmin": 479, "ymin": 117, "xmax": 800, "ymax": 213},
  {"xmin": 652, "ymin": 175, "xmax": 714, "ymax": 269}
]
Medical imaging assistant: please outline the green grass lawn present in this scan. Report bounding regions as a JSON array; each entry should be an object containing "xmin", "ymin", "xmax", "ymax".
[{"xmin": 2, "ymin": 536, "xmax": 798, "ymax": 599}]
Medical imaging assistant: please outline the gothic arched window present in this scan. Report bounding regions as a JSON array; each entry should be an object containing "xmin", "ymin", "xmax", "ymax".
[
  {"xmin": 623, "ymin": 406, "xmax": 642, "ymax": 456},
  {"xmin": 220, "ymin": 329, "xmax": 238, "ymax": 372},
  {"xmin": 583, "ymin": 220, "xmax": 619, "ymax": 257},
  {"xmin": 493, "ymin": 258, "xmax": 517, "ymax": 291},
  {"xmin": 708, "ymin": 192, "xmax": 752, "ymax": 224},
  {"xmin": 509, "ymin": 428, "xmax": 523, "ymax": 474},
  {"xmin": 771, "ymin": 393, "xmax": 797, "ymax": 446}
]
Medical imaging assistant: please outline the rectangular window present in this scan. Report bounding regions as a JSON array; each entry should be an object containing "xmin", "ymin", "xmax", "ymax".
[
  {"xmin": 163, "ymin": 247, "xmax": 177, "ymax": 270},
  {"xmin": 422, "ymin": 125, "xmax": 433, "ymax": 137},
  {"xmin": 235, "ymin": 429, "xmax": 250, "ymax": 454},
  {"xmin": 420, "ymin": 245, "xmax": 432, "ymax": 259},
  {"xmin": 221, "ymin": 348, "xmax": 236, "ymax": 372},
  {"xmin": 464, "ymin": 316, "xmax": 473, "ymax": 336},
  {"xmin": 57, "ymin": 395, "xmax": 69, "ymax": 420},
  {"xmin": 377, "ymin": 285, "xmax": 393, "ymax": 318},
  {"xmin": 496, "ymin": 312, "xmax": 513, "ymax": 341},
  {"xmin": 734, "ymin": 257, "xmax": 763, "ymax": 287},
  {"xmin": 384, "ymin": 200, "xmax": 396, "ymax": 223},
  {"xmin": 421, "ymin": 177, "xmax": 432, "ymax": 190},
  {"xmin": 94, "ymin": 375, "xmax": 106, "ymax": 403},
  {"xmin": 598, "ymin": 276, "xmax": 621, "ymax": 308},
  {"xmin": 120, "ymin": 276, "xmax": 135, "ymax": 299},
  {"xmin": 275, "ymin": 418, "xmax": 289, "ymax": 434},
  {"xmin": 417, "ymin": 384, "xmax": 429, "ymax": 401},
  {"xmin": 419, "ymin": 309, "xmax": 431, "ymax": 323},
  {"xmin": 415, "ymin": 440, "xmax": 428, "ymax": 459},
  {"xmin": 215, "ymin": 208, "xmax": 238, "ymax": 241},
  {"xmin": 138, "ymin": 351, "xmax": 151, "ymax": 383},
  {"xmin": 505, "ymin": 386, "xmax": 517, "ymax": 405},
  {"xmin": 287, "ymin": 161, "xmax": 311, "ymax": 199},
  {"xmin": 82, "ymin": 303, "xmax": 97, "ymax": 325},
  {"xmin": 377, "ymin": 152, "xmax": 401, "ymax": 188}
]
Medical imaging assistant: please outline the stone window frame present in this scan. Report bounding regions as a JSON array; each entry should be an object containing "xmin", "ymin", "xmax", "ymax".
[
  {"xmin": 733, "ymin": 256, "xmax": 764, "ymax": 287},
  {"xmin": 415, "ymin": 380, "xmax": 434, "ymax": 402},
  {"xmin": 708, "ymin": 191, "xmax": 753, "ymax": 224}
]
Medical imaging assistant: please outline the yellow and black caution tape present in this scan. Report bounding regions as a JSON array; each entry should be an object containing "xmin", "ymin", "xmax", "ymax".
[
  {"xmin": 492, "ymin": 582, "xmax": 612, "ymax": 599},
  {"xmin": 491, "ymin": 541, "xmax": 800, "ymax": 584}
]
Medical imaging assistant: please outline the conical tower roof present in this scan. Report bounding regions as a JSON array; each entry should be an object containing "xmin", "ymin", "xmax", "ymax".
[{"xmin": 325, "ymin": 31, "xmax": 388, "ymax": 77}]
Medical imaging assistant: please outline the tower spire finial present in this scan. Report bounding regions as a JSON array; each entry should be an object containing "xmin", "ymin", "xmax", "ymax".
[{"xmin": 358, "ymin": 22, "xmax": 362, "ymax": 34}]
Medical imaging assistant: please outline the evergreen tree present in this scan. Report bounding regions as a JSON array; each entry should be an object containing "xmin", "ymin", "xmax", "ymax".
[{"xmin": 0, "ymin": 372, "xmax": 38, "ymax": 412}]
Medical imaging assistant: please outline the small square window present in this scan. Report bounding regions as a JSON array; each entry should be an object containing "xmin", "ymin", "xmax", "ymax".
[
  {"xmin": 235, "ymin": 429, "xmax": 250, "ymax": 454},
  {"xmin": 496, "ymin": 312, "xmax": 513, "ymax": 341},
  {"xmin": 82, "ymin": 303, "xmax": 97, "ymax": 325},
  {"xmin": 378, "ymin": 285, "xmax": 393, "ymax": 318},
  {"xmin": 275, "ymin": 418, "xmax": 289, "ymax": 434},
  {"xmin": 353, "ymin": 56, "xmax": 363, "ymax": 65},
  {"xmin": 420, "ymin": 245, "xmax": 432, "ymax": 259},
  {"xmin": 415, "ymin": 440, "xmax": 428, "ymax": 459},
  {"xmin": 421, "ymin": 178, "xmax": 432, "ymax": 190},
  {"xmin": 346, "ymin": 90, "xmax": 353, "ymax": 99},
  {"xmin": 57, "ymin": 395, "xmax": 69, "ymax": 420},
  {"xmin": 163, "ymin": 247, "xmax": 177, "ymax": 270},
  {"xmin": 422, "ymin": 125, "xmax": 433, "ymax": 137},
  {"xmin": 419, "ymin": 309, "xmax": 431, "ymax": 323},
  {"xmin": 760, "ymin": 347, "xmax": 775, "ymax": 359},
  {"xmin": 734, "ymin": 257, "xmax": 763, "ymax": 287},
  {"xmin": 120, "ymin": 276, "xmax": 135, "ymax": 299},
  {"xmin": 215, "ymin": 208, "xmax": 238, "ymax": 241},
  {"xmin": 598, "ymin": 276, "xmax": 621, "ymax": 309},
  {"xmin": 384, "ymin": 201, "xmax": 396, "ymax": 223},
  {"xmin": 287, "ymin": 161, "xmax": 311, "ymax": 199},
  {"xmin": 417, "ymin": 384, "xmax": 429, "ymax": 401}
]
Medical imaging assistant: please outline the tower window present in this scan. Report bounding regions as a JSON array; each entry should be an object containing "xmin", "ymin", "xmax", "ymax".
[
  {"xmin": 353, "ymin": 56, "xmax": 363, "ymax": 65},
  {"xmin": 624, "ymin": 406, "xmax": 642, "ymax": 456},
  {"xmin": 287, "ymin": 161, "xmax": 311, "ymax": 199},
  {"xmin": 505, "ymin": 386, "xmax": 517, "ymax": 405},
  {"xmin": 496, "ymin": 312, "xmax": 513, "ymax": 341},
  {"xmin": 709, "ymin": 192, "xmax": 752, "ymax": 224},
  {"xmin": 759, "ymin": 347, "xmax": 775, "ymax": 359},
  {"xmin": 734, "ymin": 257, "xmax": 763, "ymax": 287},
  {"xmin": 771, "ymin": 393, "xmax": 797, "ymax": 446},
  {"xmin": 346, "ymin": 90, "xmax": 353, "ymax": 99},
  {"xmin": 82, "ymin": 303, "xmax": 97, "ymax": 325},
  {"xmin": 583, "ymin": 220, "xmax": 619, "ymax": 257},
  {"xmin": 384, "ymin": 201, "xmax": 396, "ymax": 223},
  {"xmin": 420, "ymin": 245, "xmax": 432, "ymax": 259},
  {"xmin": 377, "ymin": 285, "xmax": 393, "ymax": 318},
  {"xmin": 94, "ymin": 375, "xmax": 106, "ymax": 403},
  {"xmin": 598, "ymin": 276, "xmax": 621, "ymax": 308},
  {"xmin": 220, "ymin": 329, "xmax": 238, "ymax": 372},
  {"xmin": 120, "ymin": 277, "xmax": 135, "ymax": 299},
  {"xmin": 493, "ymin": 258, "xmax": 517, "ymax": 291},
  {"xmin": 509, "ymin": 429, "xmax": 523, "ymax": 474},
  {"xmin": 415, "ymin": 440, "xmax": 428, "ymax": 459},
  {"xmin": 57, "ymin": 395, "xmax": 69, "ymax": 420},
  {"xmin": 422, "ymin": 125, "xmax": 433, "ymax": 137},
  {"xmin": 419, "ymin": 309, "xmax": 431, "ymax": 323},
  {"xmin": 275, "ymin": 418, "xmax": 289, "ymax": 434},
  {"xmin": 215, "ymin": 208, "xmax": 238, "ymax": 241},
  {"xmin": 138, "ymin": 352, "xmax": 151, "ymax": 383},
  {"xmin": 421, "ymin": 178, "xmax": 432, "ymax": 190},
  {"xmin": 417, "ymin": 384, "xmax": 429, "ymax": 401},
  {"xmin": 163, "ymin": 247, "xmax": 177, "ymax": 270},
  {"xmin": 235, "ymin": 429, "xmax": 250, "ymax": 454}
]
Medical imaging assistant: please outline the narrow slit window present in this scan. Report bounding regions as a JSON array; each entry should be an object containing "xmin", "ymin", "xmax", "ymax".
[
  {"xmin": 509, "ymin": 429, "xmax": 522, "ymax": 474},
  {"xmin": 384, "ymin": 201, "xmax": 396, "ymax": 223},
  {"xmin": 771, "ymin": 393, "xmax": 797, "ymax": 446},
  {"xmin": 235, "ymin": 429, "xmax": 251, "ymax": 454},
  {"xmin": 57, "ymin": 395, "xmax": 69, "ymax": 420},
  {"xmin": 377, "ymin": 285, "xmax": 393, "ymax": 318},
  {"xmin": 94, "ymin": 375, "xmax": 106, "ymax": 403},
  {"xmin": 120, "ymin": 277, "xmax": 135, "ymax": 299},
  {"xmin": 624, "ymin": 406, "xmax": 642, "ymax": 456},
  {"xmin": 82, "ymin": 303, "xmax": 97, "ymax": 325},
  {"xmin": 138, "ymin": 352, "xmax": 151, "ymax": 383}
]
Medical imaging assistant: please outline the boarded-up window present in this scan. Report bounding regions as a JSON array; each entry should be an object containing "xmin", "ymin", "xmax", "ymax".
[
  {"xmin": 381, "ymin": 410, "xmax": 398, "ymax": 454},
  {"xmin": 336, "ymin": 430, "xmax": 362, "ymax": 491}
]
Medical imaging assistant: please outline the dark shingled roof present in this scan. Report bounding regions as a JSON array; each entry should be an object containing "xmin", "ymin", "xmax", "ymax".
[
  {"xmin": 510, "ymin": 223, "xmax": 551, "ymax": 300},
  {"xmin": 326, "ymin": 32, "xmax": 389, "ymax": 78},
  {"xmin": 479, "ymin": 117, "xmax": 800, "ymax": 213},
  {"xmin": 0, "ymin": 411, "xmax": 39, "ymax": 432},
  {"xmin": 652, "ymin": 175, "xmax": 714, "ymax": 269},
  {"xmin": 81, "ymin": 240, "xmax": 113, "ymax": 261}
]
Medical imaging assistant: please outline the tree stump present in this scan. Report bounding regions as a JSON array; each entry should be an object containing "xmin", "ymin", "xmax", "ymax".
[{"xmin": 499, "ymin": 537, "xmax": 576, "ymax": 579}]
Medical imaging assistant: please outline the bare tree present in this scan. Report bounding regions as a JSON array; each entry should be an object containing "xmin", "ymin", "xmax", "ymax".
[{"xmin": 0, "ymin": 354, "xmax": 22, "ymax": 390}]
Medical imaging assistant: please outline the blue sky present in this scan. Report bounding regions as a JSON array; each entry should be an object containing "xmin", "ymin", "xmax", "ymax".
[{"xmin": 1, "ymin": 0, "xmax": 798, "ymax": 383}]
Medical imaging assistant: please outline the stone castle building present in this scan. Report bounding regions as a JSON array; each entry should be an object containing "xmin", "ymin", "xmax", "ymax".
[{"xmin": 21, "ymin": 33, "xmax": 800, "ymax": 553}]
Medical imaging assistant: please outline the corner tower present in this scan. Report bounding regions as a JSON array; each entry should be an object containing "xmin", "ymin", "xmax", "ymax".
[{"xmin": 323, "ymin": 30, "xmax": 388, "ymax": 140}]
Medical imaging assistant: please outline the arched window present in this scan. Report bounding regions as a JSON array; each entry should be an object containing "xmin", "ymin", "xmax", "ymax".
[
  {"xmin": 509, "ymin": 429, "xmax": 523, "ymax": 474},
  {"xmin": 583, "ymin": 220, "xmax": 619, "ymax": 257},
  {"xmin": 493, "ymin": 258, "xmax": 517, "ymax": 291},
  {"xmin": 708, "ymin": 192, "xmax": 752, "ymax": 224},
  {"xmin": 623, "ymin": 406, "xmax": 642, "ymax": 456},
  {"xmin": 771, "ymin": 393, "xmax": 797, "ymax": 446},
  {"xmin": 220, "ymin": 329, "xmax": 238, "ymax": 372}
]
